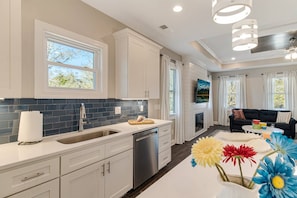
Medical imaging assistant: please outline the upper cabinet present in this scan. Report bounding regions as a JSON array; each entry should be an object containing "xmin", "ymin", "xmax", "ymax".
[
  {"xmin": 113, "ymin": 28, "xmax": 162, "ymax": 99},
  {"xmin": 0, "ymin": 0, "xmax": 21, "ymax": 98}
]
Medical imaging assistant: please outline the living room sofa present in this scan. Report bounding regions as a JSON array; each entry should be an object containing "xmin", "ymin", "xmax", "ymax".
[{"xmin": 229, "ymin": 109, "xmax": 297, "ymax": 139}]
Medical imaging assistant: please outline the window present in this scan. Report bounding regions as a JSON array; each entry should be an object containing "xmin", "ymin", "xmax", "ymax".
[
  {"xmin": 226, "ymin": 79, "xmax": 240, "ymax": 109},
  {"xmin": 169, "ymin": 66, "xmax": 177, "ymax": 115},
  {"xmin": 35, "ymin": 20, "xmax": 108, "ymax": 99},
  {"xmin": 271, "ymin": 76, "xmax": 287, "ymax": 109},
  {"xmin": 47, "ymin": 39, "xmax": 96, "ymax": 90}
]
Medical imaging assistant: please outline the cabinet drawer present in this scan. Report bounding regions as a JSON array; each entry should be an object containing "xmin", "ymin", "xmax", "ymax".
[
  {"xmin": 105, "ymin": 136, "xmax": 133, "ymax": 158},
  {"xmin": 159, "ymin": 133, "xmax": 171, "ymax": 153},
  {"xmin": 158, "ymin": 149, "xmax": 171, "ymax": 170},
  {"xmin": 0, "ymin": 157, "xmax": 59, "ymax": 197},
  {"xmin": 61, "ymin": 145, "xmax": 105, "ymax": 175},
  {"xmin": 8, "ymin": 178, "xmax": 59, "ymax": 198},
  {"xmin": 158, "ymin": 124, "xmax": 171, "ymax": 137}
]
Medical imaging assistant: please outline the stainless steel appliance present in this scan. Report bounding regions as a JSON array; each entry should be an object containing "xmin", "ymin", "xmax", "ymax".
[{"xmin": 133, "ymin": 128, "xmax": 158, "ymax": 189}]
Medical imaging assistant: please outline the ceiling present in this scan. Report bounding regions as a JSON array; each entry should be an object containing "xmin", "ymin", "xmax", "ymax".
[{"xmin": 81, "ymin": 0, "xmax": 297, "ymax": 72}]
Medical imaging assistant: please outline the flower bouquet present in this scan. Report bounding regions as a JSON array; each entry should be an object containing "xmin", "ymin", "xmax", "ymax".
[{"xmin": 191, "ymin": 132, "xmax": 297, "ymax": 198}]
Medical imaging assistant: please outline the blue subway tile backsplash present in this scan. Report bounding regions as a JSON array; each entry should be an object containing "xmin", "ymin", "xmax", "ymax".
[{"xmin": 0, "ymin": 98, "xmax": 148, "ymax": 144}]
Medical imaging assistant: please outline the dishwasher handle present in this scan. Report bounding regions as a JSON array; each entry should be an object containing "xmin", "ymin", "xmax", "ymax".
[{"xmin": 135, "ymin": 131, "xmax": 157, "ymax": 142}]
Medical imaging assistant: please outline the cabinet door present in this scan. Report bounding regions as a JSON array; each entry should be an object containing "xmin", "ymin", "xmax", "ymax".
[
  {"xmin": 128, "ymin": 37, "xmax": 146, "ymax": 98},
  {"xmin": 0, "ymin": 0, "xmax": 21, "ymax": 97},
  {"xmin": 61, "ymin": 161, "xmax": 105, "ymax": 198},
  {"xmin": 145, "ymin": 45, "xmax": 160, "ymax": 99},
  {"xmin": 105, "ymin": 149, "xmax": 133, "ymax": 198},
  {"xmin": 8, "ymin": 179, "xmax": 59, "ymax": 198}
]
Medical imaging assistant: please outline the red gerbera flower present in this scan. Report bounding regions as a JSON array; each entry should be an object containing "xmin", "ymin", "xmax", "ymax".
[{"xmin": 223, "ymin": 144, "xmax": 257, "ymax": 166}]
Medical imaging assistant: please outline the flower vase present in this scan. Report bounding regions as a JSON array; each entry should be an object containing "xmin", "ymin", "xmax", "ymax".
[{"xmin": 217, "ymin": 175, "xmax": 258, "ymax": 198}]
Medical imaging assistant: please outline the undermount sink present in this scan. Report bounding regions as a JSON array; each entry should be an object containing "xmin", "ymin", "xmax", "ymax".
[{"xmin": 57, "ymin": 130, "xmax": 118, "ymax": 144}]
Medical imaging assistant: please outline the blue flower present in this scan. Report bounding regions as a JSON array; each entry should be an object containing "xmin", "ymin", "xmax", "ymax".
[
  {"xmin": 253, "ymin": 156, "xmax": 297, "ymax": 198},
  {"xmin": 191, "ymin": 158, "xmax": 197, "ymax": 167},
  {"xmin": 266, "ymin": 132, "xmax": 297, "ymax": 165}
]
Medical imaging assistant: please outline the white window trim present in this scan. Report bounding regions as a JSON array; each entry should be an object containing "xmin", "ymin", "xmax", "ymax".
[{"xmin": 34, "ymin": 20, "xmax": 108, "ymax": 99}]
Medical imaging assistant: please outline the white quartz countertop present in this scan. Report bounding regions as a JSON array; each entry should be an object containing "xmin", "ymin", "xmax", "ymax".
[{"xmin": 0, "ymin": 119, "xmax": 171, "ymax": 170}]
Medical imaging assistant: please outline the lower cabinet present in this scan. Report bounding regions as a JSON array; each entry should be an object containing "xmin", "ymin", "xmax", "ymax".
[
  {"xmin": 61, "ymin": 161, "xmax": 105, "ymax": 198},
  {"xmin": 158, "ymin": 124, "xmax": 172, "ymax": 170},
  {"xmin": 8, "ymin": 178, "xmax": 59, "ymax": 198},
  {"xmin": 61, "ymin": 149, "xmax": 133, "ymax": 198},
  {"xmin": 105, "ymin": 149, "xmax": 133, "ymax": 198}
]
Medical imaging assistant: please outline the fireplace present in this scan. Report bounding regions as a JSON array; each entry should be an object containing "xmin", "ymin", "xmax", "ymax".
[{"xmin": 195, "ymin": 112, "xmax": 204, "ymax": 132}]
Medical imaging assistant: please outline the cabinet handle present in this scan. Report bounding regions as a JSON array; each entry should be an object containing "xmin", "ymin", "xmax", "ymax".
[
  {"xmin": 107, "ymin": 162, "xmax": 111, "ymax": 173},
  {"xmin": 21, "ymin": 172, "xmax": 45, "ymax": 182},
  {"xmin": 101, "ymin": 164, "xmax": 105, "ymax": 176}
]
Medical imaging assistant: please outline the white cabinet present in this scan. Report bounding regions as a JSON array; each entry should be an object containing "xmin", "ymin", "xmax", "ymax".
[
  {"xmin": 113, "ymin": 28, "xmax": 162, "ymax": 99},
  {"xmin": 104, "ymin": 149, "xmax": 133, "ymax": 198},
  {"xmin": 8, "ymin": 178, "xmax": 59, "ymax": 198},
  {"xmin": 60, "ymin": 136, "xmax": 133, "ymax": 198},
  {"xmin": 61, "ymin": 161, "xmax": 105, "ymax": 198},
  {"xmin": 158, "ymin": 124, "xmax": 172, "ymax": 170},
  {"xmin": 0, "ymin": 0, "xmax": 21, "ymax": 97},
  {"xmin": 0, "ymin": 157, "xmax": 60, "ymax": 197}
]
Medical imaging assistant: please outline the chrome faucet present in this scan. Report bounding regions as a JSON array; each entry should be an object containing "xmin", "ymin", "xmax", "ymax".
[{"xmin": 79, "ymin": 103, "xmax": 87, "ymax": 132}]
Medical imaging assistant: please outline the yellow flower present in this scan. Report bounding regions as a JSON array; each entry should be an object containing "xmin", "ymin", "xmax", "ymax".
[{"xmin": 191, "ymin": 136, "xmax": 223, "ymax": 167}]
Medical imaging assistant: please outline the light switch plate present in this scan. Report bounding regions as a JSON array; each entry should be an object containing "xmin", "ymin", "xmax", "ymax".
[{"xmin": 115, "ymin": 106, "xmax": 121, "ymax": 114}]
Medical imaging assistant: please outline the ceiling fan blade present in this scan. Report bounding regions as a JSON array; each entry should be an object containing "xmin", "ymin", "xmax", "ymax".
[{"xmin": 251, "ymin": 30, "xmax": 297, "ymax": 53}]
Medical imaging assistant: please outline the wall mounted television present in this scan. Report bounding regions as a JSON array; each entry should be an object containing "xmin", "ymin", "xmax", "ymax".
[{"xmin": 195, "ymin": 79, "xmax": 210, "ymax": 103}]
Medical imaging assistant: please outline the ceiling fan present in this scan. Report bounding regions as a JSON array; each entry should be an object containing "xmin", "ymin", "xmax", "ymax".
[{"xmin": 251, "ymin": 30, "xmax": 297, "ymax": 53}]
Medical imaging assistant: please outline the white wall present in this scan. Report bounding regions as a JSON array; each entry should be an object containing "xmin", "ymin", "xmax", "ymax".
[
  {"xmin": 212, "ymin": 64, "xmax": 297, "ymax": 123},
  {"xmin": 183, "ymin": 59, "xmax": 210, "ymax": 141}
]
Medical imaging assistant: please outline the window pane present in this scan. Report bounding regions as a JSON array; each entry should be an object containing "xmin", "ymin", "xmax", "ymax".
[
  {"xmin": 226, "ymin": 79, "xmax": 239, "ymax": 108},
  {"xmin": 273, "ymin": 78, "xmax": 285, "ymax": 93},
  {"xmin": 47, "ymin": 40, "xmax": 94, "ymax": 69},
  {"xmin": 169, "ymin": 69, "xmax": 176, "ymax": 91},
  {"xmin": 169, "ymin": 91, "xmax": 175, "ymax": 114},
  {"xmin": 48, "ymin": 65, "xmax": 94, "ymax": 89},
  {"xmin": 273, "ymin": 94, "xmax": 286, "ymax": 109}
]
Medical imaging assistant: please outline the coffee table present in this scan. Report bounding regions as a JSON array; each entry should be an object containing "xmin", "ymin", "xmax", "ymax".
[{"xmin": 242, "ymin": 125, "xmax": 284, "ymax": 135}]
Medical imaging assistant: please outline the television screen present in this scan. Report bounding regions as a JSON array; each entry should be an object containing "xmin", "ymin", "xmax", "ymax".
[{"xmin": 195, "ymin": 79, "xmax": 210, "ymax": 103}]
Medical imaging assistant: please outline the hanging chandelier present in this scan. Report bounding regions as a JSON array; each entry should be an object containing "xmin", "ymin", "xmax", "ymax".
[
  {"xmin": 232, "ymin": 19, "xmax": 258, "ymax": 51},
  {"xmin": 212, "ymin": 0, "xmax": 252, "ymax": 24}
]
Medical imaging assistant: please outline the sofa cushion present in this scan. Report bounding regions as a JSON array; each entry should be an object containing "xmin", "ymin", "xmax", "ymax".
[
  {"xmin": 232, "ymin": 109, "xmax": 246, "ymax": 120},
  {"xmin": 243, "ymin": 109, "xmax": 259, "ymax": 120},
  {"xmin": 276, "ymin": 112, "xmax": 291, "ymax": 124},
  {"xmin": 259, "ymin": 110, "xmax": 277, "ymax": 122},
  {"xmin": 233, "ymin": 119, "xmax": 252, "ymax": 126}
]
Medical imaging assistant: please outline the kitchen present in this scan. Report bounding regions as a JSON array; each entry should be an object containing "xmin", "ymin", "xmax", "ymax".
[{"xmin": 0, "ymin": 0, "xmax": 176, "ymax": 197}]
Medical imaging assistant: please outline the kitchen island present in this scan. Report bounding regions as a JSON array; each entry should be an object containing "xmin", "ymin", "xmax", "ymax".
[{"xmin": 137, "ymin": 131, "xmax": 295, "ymax": 198}]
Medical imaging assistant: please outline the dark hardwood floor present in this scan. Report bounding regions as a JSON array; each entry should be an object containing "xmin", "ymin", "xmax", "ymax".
[{"xmin": 123, "ymin": 125, "xmax": 229, "ymax": 198}]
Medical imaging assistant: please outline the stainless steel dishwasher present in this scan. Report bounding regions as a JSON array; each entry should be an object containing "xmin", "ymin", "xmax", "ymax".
[{"xmin": 133, "ymin": 127, "xmax": 158, "ymax": 189}]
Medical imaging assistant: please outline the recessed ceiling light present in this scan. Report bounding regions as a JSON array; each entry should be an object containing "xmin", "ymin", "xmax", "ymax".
[
  {"xmin": 231, "ymin": 57, "xmax": 236, "ymax": 60},
  {"xmin": 173, "ymin": 5, "xmax": 183, "ymax": 12}
]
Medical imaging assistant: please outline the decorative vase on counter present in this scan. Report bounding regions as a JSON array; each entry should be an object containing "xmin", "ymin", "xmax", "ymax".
[{"xmin": 217, "ymin": 175, "xmax": 258, "ymax": 198}]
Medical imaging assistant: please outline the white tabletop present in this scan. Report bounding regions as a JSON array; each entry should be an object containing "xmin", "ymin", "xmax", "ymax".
[{"xmin": 242, "ymin": 125, "xmax": 284, "ymax": 134}]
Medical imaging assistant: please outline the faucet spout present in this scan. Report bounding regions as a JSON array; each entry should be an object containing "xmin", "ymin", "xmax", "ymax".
[{"xmin": 79, "ymin": 103, "xmax": 87, "ymax": 132}]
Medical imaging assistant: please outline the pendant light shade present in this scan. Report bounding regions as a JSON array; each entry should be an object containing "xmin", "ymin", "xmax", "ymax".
[
  {"xmin": 212, "ymin": 0, "xmax": 252, "ymax": 24},
  {"xmin": 232, "ymin": 19, "xmax": 258, "ymax": 51}
]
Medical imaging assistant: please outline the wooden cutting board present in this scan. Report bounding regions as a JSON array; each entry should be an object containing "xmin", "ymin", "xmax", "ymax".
[{"xmin": 128, "ymin": 119, "xmax": 155, "ymax": 125}]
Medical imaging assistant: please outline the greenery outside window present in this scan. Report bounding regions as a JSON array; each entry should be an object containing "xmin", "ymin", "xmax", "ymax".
[
  {"xmin": 272, "ymin": 76, "xmax": 287, "ymax": 109},
  {"xmin": 226, "ymin": 79, "xmax": 240, "ymax": 109},
  {"xmin": 169, "ymin": 67, "xmax": 177, "ymax": 115},
  {"xmin": 35, "ymin": 20, "xmax": 108, "ymax": 99}
]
